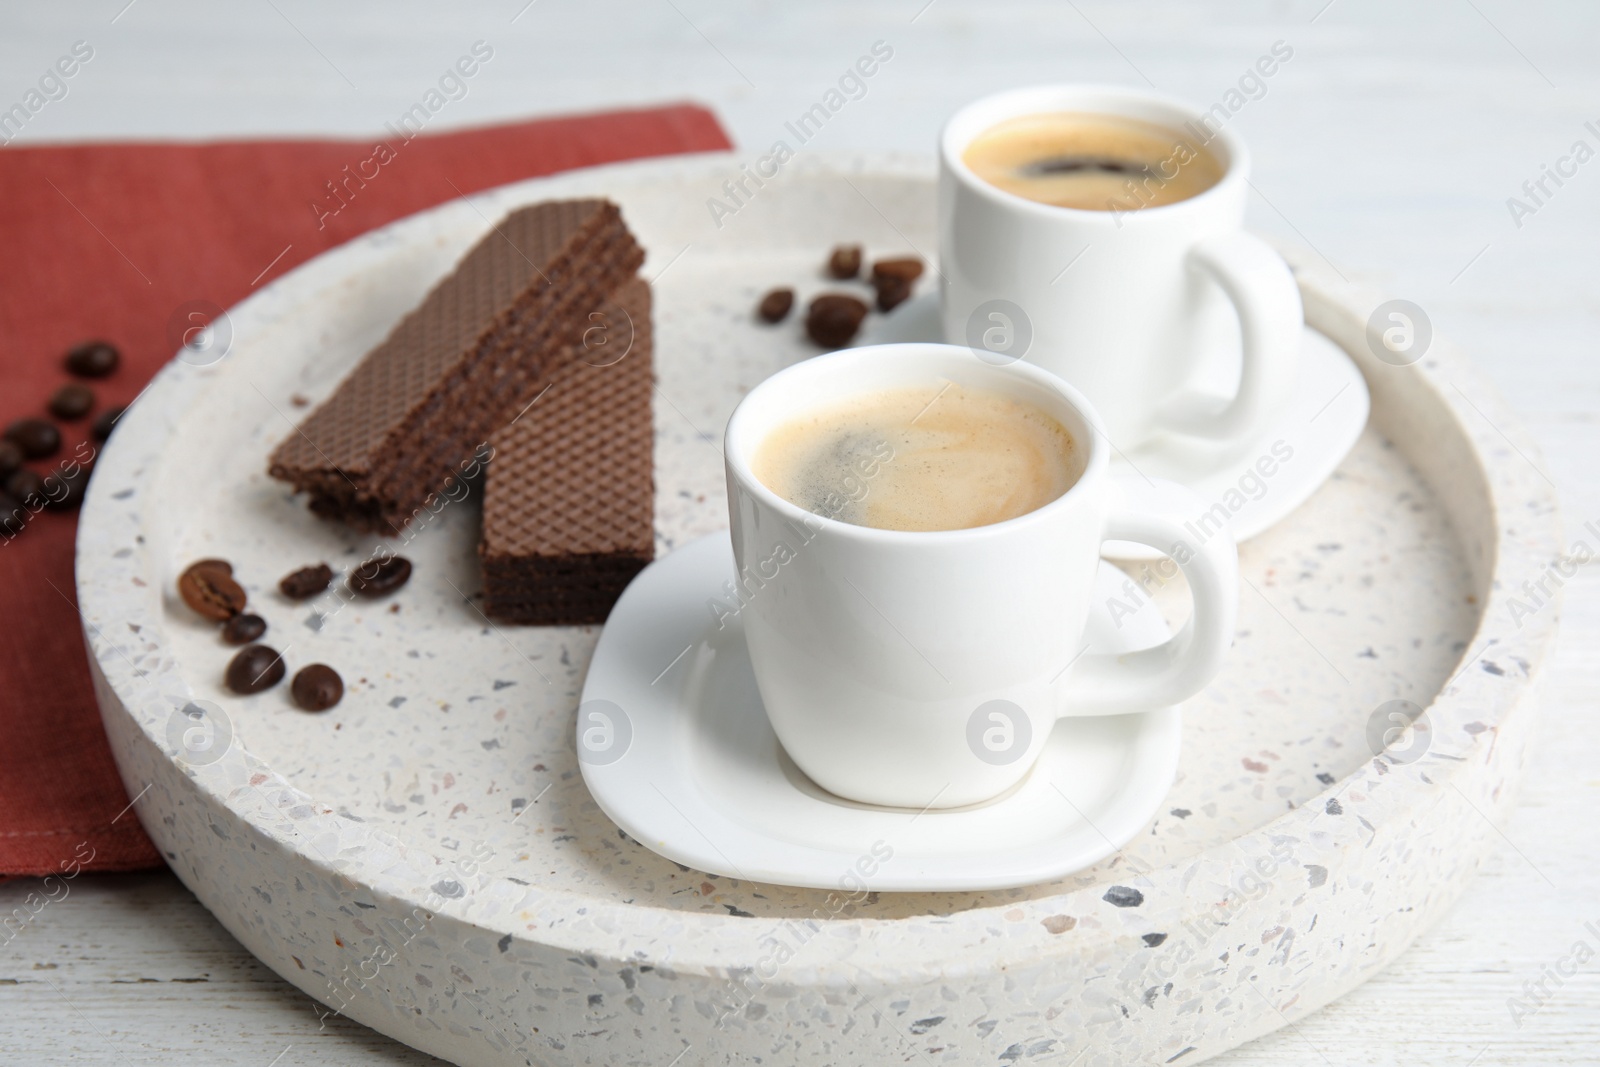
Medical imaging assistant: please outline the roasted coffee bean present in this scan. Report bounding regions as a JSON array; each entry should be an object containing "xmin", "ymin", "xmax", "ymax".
[
  {"xmin": 4, "ymin": 419, "xmax": 60, "ymax": 460},
  {"xmin": 64, "ymin": 340, "xmax": 119, "ymax": 378},
  {"xmin": 291, "ymin": 664, "xmax": 344, "ymax": 711},
  {"xmin": 0, "ymin": 491, "xmax": 27, "ymax": 536},
  {"xmin": 40, "ymin": 465, "xmax": 91, "ymax": 511},
  {"xmin": 48, "ymin": 383, "xmax": 94, "ymax": 420},
  {"xmin": 827, "ymin": 244, "xmax": 862, "ymax": 279},
  {"xmin": 0, "ymin": 440, "xmax": 22, "ymax": 479},
  {"xmin": 875, "ymin": 276, "xmax": 913, "ymax": 312},
  {"xmin": 757, "ymin": 288, "xmax": 794, "ymax": 323},
  {"xmin": 91, "ymin": 405, "xmax": 125, "ymax": 442},
  {"xmin": 871, "ymin": 256, "xmax": 925, "ymax": 285},
  {"xmin": 5, "ymin": 469, "xmax": 45, "ymax": 507},
  {"xmin": 348, "ymin": 555, "xmax": 412, "ymax": 597},
  {"xmin": 178, "ymin": 561, "xmax": 248, "ymax": 620},
  {"xmin": 221, "ymin": 613, "xmax": 267, "ymax": 645},
  {"xmin": 804, "ymin": 293, "xmax": 870, "ymax": 348},
  {"xmin": 279, "ymin": 563, "xmax": 333, "ymax": 600},
  {"xmin": 225, "ymin": 644, "xmax": 286, "ymax": 694}
]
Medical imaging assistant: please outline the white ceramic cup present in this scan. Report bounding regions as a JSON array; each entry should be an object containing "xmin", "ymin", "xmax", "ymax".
[
  {"xmin": 724, "ymin": 343, "xmax": 1237, "ymax": 809},
  {"xmin": 939, "ymin": 84, "xmax": 1303, "ymax": 456}
]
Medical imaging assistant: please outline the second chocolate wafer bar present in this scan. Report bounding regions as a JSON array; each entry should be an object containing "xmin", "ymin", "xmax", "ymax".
[{"xmin": 480, "ymin": 278, "xmax": 654, "ymax": 625}]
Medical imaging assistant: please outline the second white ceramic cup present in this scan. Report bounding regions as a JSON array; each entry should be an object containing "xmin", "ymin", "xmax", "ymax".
[
  {"xmin": 724, "ymin": 343, "xmax": 1238, "ymax": 809},
  {"xmin": 939, "ymin": 84, "xmax": 1303, "ymax": 456}
]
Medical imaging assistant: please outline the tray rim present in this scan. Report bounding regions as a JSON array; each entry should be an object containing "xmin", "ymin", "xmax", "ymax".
[{"xmin": 76, "ymin": 150, "xmax": 1562, "ymax": 988}]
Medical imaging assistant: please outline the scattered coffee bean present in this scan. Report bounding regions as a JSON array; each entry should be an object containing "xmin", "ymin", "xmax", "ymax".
[
  {"xmin": 870, "ymin": 257, "xmax": 924, "ymax": 312},
  {"xmin": 291, "ymin": 664, "xmax": 344, "ymax": 711},
  {"xmin": 91, "ymin": 406, "xmax": 125, "ymax": 443},
  {"xmin": 178, "ymin": 561, "xmax": 248, "ymax": 621},
  {"xmin": 804, "ymin": 293, "xmax": 870, "ymax": 348},
  {"xmin": 348, "ymin": 555, "xmax": 412, "ymax": 597},
  {"xmin": 827, "ymin": 244, "xmax": 862, "ymax": 279},
  {"xmin": 871, "ymin": 256, "xmax": 925, "ymax": 285},
  {"xmin": 0, "ymin": 490, "xmax": 27, "ymax": 536},
  {"xmin": 64, "ymin": 340, "xmax": 120, "ymax": 378},
  {"xmin": 5, "ymin": 469, "xmax": 45, "ymax": 507},
  {"xmin": 221, "ymin": 613, "xmax": 267, "ymax": 645},
  {"xmin": 0, "ymin": 440, "xmax": 22, "ymax": 479},
  {"xmin": 40, "ymin": 465, "xmax": 91, "ymax": 511},
  {"xmin": 4, "ymin": 419, "xmax": 60, "ymax": 460},
  {"xmin": 225, "ymin": 644, "xmax": 286, "ymax": 694},
  {"xmin": 48, "ymin": 383, "xmax": 95, "ymax": 420},
  {"xmin": 875, "ymin": 277, "xmax": 913, "ymax": 312},
  {"xmin": 279, "ymin": 562, "xmax": 333, "ymax": 600},
  {"xmin": 757, "ymin": 288, "xmax": 794, "ymax": 324}
]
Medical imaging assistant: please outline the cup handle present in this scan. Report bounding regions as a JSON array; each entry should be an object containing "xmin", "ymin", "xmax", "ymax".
[
  {"xmin": 1058, "ymin": 483, "xmax": 1238, "ymax": 717},
  {"xmin": 1155, "ymin": 231, "xmax": 1302, "ymax": 448}
]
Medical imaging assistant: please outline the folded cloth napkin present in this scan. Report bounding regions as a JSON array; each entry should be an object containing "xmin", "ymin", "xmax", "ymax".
[{"xmin": 0, "ymin": 104, "xmax": 730, "ymax": 875}]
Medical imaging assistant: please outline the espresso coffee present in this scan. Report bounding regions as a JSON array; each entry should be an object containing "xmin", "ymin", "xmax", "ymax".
[
  {"xmin": 962, "ymin": 111, "xmax": 1224, "ymax": 210},
  {"xmin": 752, "ymin": 383, "xmax": 1078, "ymax": 532}
]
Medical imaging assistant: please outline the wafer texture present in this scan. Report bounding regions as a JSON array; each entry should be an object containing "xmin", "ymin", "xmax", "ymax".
[
  {"xmin": 480, "ymin": 277, "xmax": 654, "ymax": 625},
  {"xmin": 268, "ymin": 199, "xmax": 643, "ymax": 533}
]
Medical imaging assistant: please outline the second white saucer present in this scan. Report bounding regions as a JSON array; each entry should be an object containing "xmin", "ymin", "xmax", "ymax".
[
  {"xmin": 578, "ymin": 533, "xmax": 1182, "ymax": 893},
  {"xmin": 858, "ymin": 292, "xmax": 1369, "ymax": 561},
  {"xmin": 1104, "ymin": 327, "xmax": 1367, "ymax": 559}
]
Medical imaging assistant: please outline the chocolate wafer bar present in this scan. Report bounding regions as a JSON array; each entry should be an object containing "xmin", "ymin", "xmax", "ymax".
[
  {"xmin": 269, "ymin": 199, "xmax": 643, "ymax": 534},
  {"xmin": 479, "ymin": 278, "xmax": 654, "ymax": 625}
]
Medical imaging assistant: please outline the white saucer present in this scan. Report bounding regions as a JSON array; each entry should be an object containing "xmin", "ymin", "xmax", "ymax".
[
  {"xmin": 1105, "ymin": 326, "xmax": 1370, "ymax": 559},
  {"xmin": 857, "ymin": 292, "xmax": 1370, "ymax": 561},
  {"xmin": 577, "ymin": 533, "xmax": 1182, "ymax": 892}
]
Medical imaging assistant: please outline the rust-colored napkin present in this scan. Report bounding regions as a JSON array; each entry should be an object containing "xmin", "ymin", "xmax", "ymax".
[{"xmin": 0, "ymin": 105, "xmax": 730, "ymax": 875}]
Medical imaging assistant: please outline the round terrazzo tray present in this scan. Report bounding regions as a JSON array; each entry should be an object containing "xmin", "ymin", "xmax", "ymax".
[{"xmin": 78, "ymin": 153, "xmax": 1561, "ymax": 1067}]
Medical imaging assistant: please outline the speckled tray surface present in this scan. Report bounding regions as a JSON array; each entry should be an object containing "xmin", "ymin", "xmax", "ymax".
[{"xmin": 78, "ymin": 154, "xmax": 1562, "ymax": 1067}]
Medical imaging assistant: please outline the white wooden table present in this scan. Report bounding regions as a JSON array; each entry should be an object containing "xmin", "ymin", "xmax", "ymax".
[{"xmin": 4, "ymin": 1, "xmax": 1597, "ymax": 1062}]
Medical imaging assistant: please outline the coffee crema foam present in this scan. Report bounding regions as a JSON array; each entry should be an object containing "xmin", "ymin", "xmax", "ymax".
[
  {"xmin": 962, "ymin": 111, "xmax": 1224, "ymax": 210},
  {"xmin": 752, "ymin": 384, "xmax": 1078, "ymax": 532}
]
